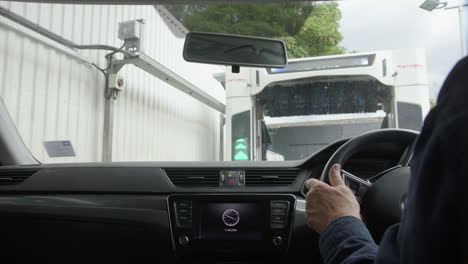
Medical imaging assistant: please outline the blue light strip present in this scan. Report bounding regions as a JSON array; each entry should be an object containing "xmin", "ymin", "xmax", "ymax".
[{"xmin": 267, "ymin": 54, "xmax": 376, "ymax": 74}]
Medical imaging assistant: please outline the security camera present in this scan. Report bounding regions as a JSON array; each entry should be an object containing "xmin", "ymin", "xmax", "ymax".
[{"xmin": 419, "ymin": 0, "xmax": 448, "ymax": 11}]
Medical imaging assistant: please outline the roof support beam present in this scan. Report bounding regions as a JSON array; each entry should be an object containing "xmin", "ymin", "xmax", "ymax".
[{"xmin": 114, "ymin": 53, "xmax": 226, "ymax": 114}]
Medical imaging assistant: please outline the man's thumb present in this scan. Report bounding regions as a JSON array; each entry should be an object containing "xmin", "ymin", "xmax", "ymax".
[{"xmin": 329, "ymin": 164, "xmax": 344, "ymax": 187}]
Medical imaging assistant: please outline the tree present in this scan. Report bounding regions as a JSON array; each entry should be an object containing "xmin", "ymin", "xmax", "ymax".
[
  {"xmin": 166, "ymin": 4, "xmax": 314, "ymax": 37},
  {"xmin": 165, "ymin": 3, "xmax": 345, "ymax": 58},
  {"xmin": 430, "ymin": 98, "xmax": 436, "ymax": 108},
  {"xmin": 287, "ymin": 2, "xmax": 345, "ymax": 58}
]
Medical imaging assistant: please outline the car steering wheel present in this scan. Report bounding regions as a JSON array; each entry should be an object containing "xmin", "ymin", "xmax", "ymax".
[{"xmin": 320, "ymin": 129, "xmax": 418, "ymax": 240}]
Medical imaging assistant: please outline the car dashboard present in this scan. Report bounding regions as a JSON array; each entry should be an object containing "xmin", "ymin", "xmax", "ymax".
[{"xmin": 0, "ymin": 138, "xmax": 413, "ymax": 263}]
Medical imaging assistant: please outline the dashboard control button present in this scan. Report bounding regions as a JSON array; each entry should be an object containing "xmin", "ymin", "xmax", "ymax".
[
  {"xmin": 271, "ymin": 201, "xmax": 290, "ymax": 229},
  {"xmin": 271, "ymin": 208, "xmax": 287, "ymax": 215},
  {"xmin": 220, "ymin": 171, "xmax": 225, "ymax": 186},
  {"xmin": 178, "ymin": 235, "xmax": 190, "ymax": 246},
  {"xmin": 178, "ymin": 215, "xmax": 189, "ymax": 221},
  {"xmin": 176, "ymin": 201, "xmax": 192, "ymax": 208},
  {"xmin": 227, "ymin": 177, "xmax": 237, "ymax": 186},
  {"xmin": 272, "ymin": 236, "xmax": 283, "ymax": 247},
  {"xmin": 175, "ymin": 201, "xmax": 193, "ymax": 227},
  {"xmin": 220, "ymin": 170, "xmax": 245, "ymax": 187},
  {"xmin": 271, "ymin": 215, "xmax": 285, "ymax": 222},
  {"xmin": 177, "ymin": 208, "xmax": 190, "ymax": 214},
  {"xmin": 271, "ymin": 201, "xmax": 289, "ymax": 208}
]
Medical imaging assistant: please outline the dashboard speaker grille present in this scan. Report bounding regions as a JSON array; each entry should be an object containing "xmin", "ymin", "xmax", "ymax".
[
  {"xmin": 164, "ymin": 168, "xmax": 220, "ymax": 187},
  {"xmin": 245, "ymin": 168, "xmax": 300, "ymax": 186},
  {"xmin": 0, "ymin": 168, "xmax": 39, "ymax": 185}
]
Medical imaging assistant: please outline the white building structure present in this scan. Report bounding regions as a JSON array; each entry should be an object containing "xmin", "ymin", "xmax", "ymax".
[{"xmin": 0, "ymin": 2, "xmax": 226, "ymax": 163}]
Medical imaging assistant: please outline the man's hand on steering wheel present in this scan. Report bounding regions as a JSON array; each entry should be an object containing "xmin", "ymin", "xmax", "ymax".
[{"xmin": 305, "ymin": 164, "xmax": 361, "ymax": 233}]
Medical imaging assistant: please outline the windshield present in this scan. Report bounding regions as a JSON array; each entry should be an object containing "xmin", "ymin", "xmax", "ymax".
[{"xmin": 0, "ymin": 0, "xmax": 464, "ymax": 163}]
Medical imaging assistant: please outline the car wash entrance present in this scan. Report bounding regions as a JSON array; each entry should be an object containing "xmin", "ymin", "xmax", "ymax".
[{"xmin": 257, "ymin": 76, "xmax": 393, "ymax": 160}]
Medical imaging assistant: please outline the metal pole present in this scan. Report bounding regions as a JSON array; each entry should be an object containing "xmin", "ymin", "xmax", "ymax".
[
  {"xmin": 219, "ymin": 113, "xmax": 225, "ymax": 161},
  {"xmin": 445, "ymin": 1, "xmax": 468, "ymax": 57},
  {"xmin": 457, "ymin": 3, "xmax": 466, "ymax": 56},
  {"xmin": 461, "ymin": 0, "xmax": 468, "ymax": 56},
  {"xmin": 102, "ymin": 89, "xmax": 115, "ymax": 163},
  {"xmin": 101, "ymin": 60, "xmax": 124, "ymax": 163}
]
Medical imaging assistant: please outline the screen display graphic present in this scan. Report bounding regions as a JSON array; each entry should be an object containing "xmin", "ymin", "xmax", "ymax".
[{"xmin": 200, "ymin": 203, "xmax": 264, "ymax": 241}]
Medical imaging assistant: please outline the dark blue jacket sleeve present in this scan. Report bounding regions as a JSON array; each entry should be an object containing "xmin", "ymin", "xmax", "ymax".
[{"xmin": 319, "ymin": 216, "xmax": 378, "ymax": 264}]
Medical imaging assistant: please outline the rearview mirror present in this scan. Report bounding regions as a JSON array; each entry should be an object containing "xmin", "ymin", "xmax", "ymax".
[{"xmin": 183, "ymin": 32, "xmax": 288, "ymax": 69}]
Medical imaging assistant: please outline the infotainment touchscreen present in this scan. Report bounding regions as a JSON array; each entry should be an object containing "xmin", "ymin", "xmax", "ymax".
[{"xmin": 200, "ymin": 203, "xmax": 265, "ymax": 241}]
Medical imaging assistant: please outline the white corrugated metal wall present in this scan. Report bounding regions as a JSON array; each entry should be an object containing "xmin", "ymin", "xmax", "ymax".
[{"xmin": 0, "ymin": 2, "xmax": 225, "ymax": 163}]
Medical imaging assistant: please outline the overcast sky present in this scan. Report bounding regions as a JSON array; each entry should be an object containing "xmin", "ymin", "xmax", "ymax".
[{"xmin": 338, "ymin": 0, "xmax": 464, "ymax": 99}]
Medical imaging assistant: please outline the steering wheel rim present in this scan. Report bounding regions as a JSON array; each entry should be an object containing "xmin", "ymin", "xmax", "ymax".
[
  {"xmin": 319, "ymin": 128, "xmax": 418, "ymax": 240},
  {"xmin": 320, "ymin": 129, "xmax": 418, "ymax": 183}
]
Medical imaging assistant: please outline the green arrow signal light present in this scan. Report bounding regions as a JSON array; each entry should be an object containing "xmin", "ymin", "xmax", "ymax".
[
  {"xmin": 234, "ymin": 151, "xmax": 249, "ymax": 160},
  {"xmin": 234, "ymin": 143, "xmax": 247, "ymax": 149},
  {"xmin": 235, "ymin": 138, "xmax": 246, "ymax": 143}
]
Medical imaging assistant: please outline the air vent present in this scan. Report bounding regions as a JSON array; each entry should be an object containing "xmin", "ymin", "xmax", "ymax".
[
  {"xmin": 0, "ymin": 168, "xmax": 39, "ymax": 185},
  {"xmin": 245, "ymin": 168, "xmax": 300, "ymax": 186},
  {"xmin": 164, "ymin": 168, "xmax": 220, "ymax": 187}
]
